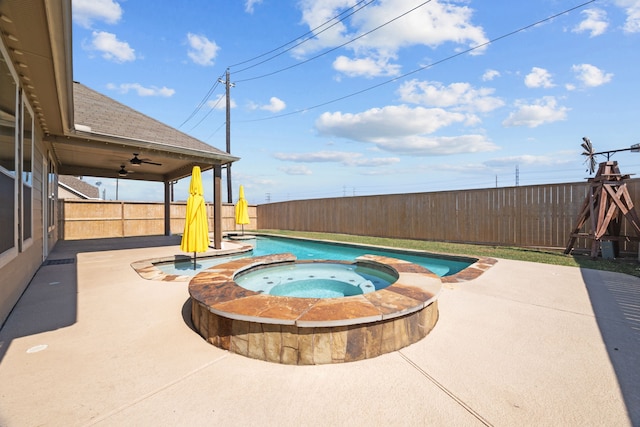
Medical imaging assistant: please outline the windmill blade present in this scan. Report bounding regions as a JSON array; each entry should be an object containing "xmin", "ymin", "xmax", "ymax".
[{"xmin": 581, "ymin": 137, "xmax": 596, "ymax": 174}]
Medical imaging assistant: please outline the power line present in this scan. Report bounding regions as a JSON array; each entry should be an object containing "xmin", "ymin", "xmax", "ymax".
[
  {"xmin": 235, "ymin": 0, "xmax": 433, "ymax": 83},
  {"xmin": 205, "ymin": 121, "xmax": 226, "ymax": 142},
  {"xmin": 229, "ymin": 0, "xmax": 374, "ymax": 71},
  {"xmin": 184, "ymin": 1, "xmax": 376, "ymax": 132},
  {"xmin": 239, "ymin": 0, "xmax": 597, "ymax": 123},
  {"xmin": 187, "ymin": 91, "xmax": 225, "ymax": 132},
  {"xmin": 178, "ymin": 73, "xmax": 224, "ymax": 129}
]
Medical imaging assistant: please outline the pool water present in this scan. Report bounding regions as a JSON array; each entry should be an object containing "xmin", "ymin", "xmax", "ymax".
[
  {"xmin": 156, "ymin": 235, "xmax": 472, "ymax": 277},
  {"xmin": 234, "ymin": 262, "xmax": 396, "ymax": 298}
]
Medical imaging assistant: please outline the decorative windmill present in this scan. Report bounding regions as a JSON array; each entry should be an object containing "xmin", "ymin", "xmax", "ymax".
[{"xmin": 564, "ymin": 137, "xmax": 640, "ymax": 258}]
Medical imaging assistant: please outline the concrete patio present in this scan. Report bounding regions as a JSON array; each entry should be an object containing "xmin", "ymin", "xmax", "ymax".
[{"xmin": 0, "ymin": 236, "xmax": 638, "ymax": 426}]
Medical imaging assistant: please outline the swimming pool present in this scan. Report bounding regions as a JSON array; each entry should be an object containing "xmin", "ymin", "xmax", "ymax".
[{"xmin": 156, "ymin": 235, "xmax": 473, "ymax": 277}]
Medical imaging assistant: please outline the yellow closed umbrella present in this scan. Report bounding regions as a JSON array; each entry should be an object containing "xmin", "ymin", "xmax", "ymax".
[
  {"xmin": 181, "ymin": 166, "xmax": 209, "ymax": 269},
  {"xmin": 235, "ymin": 185, "xmax": 250, "ymax": 235}
]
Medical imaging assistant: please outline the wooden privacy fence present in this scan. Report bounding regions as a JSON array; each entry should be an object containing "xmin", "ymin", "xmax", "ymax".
[
  {"xmin": 257, "ymin": 180, "xmax": 640, "ymax": 253},
  {"xmin": 59, "ymin": 200, "xmax": 257, "ymax": 240}
]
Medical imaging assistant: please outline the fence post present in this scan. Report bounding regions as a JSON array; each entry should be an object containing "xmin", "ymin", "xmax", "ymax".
[{"xmin": 121, "ymin": 201, "xmax": 125, "ymax": 237}]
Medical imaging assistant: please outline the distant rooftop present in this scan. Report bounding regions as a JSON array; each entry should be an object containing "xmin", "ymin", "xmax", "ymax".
[{"xmin": 58, "ymin": 175, "xmax": 100, "ymax": 199}]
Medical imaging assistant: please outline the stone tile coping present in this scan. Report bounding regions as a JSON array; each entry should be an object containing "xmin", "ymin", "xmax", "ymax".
[
  {"xmin": 130, "ymin": 241, "xmax": 254, "ymax": 282},
  {"xmin": 189, "ymin": 253, "xmax": 446, "ymax": 328},
  {"xmin": 131, "ymin": 238, "xmax": 496, "ymax": 284}
]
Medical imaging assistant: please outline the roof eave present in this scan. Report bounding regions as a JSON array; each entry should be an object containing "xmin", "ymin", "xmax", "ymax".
[
  {"xmin": 70, "ymin": 129, "xmax": 240, "ymax": 164},
  {"xmin": 46, "ymin": 0, "xmax": 75, "ymax": 135}
]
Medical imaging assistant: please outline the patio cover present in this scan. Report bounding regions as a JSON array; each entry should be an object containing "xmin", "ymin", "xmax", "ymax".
[{"xmin": 0, "ymin": 0, "xmax": 238, "ymax": 248}]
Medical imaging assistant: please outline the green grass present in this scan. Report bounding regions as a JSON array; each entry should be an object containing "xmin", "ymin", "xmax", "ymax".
[{"xmin": 256, "ymin": 229, "xmax": 640, "ymax": 278}]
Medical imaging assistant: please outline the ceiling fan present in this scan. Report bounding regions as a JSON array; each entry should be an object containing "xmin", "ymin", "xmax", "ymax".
[
  {"xmin": 130, "ymin": 153, "xmax": 162, "ymax": 166},
  {"xmin": 118, "ymin": 165, "xmax": 134, "ymax": 177}
]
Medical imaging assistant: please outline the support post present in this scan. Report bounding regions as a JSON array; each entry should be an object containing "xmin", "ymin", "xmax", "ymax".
[
  {"xmin": 213, "ymin": 164, "xmax": 223, "ymax": 249},
  {"xmin": 222, "ymin": 68, "xmax": 234, "ymax": 204},
  {"xmin": 164, "ymin": 180, "xmax": 171, "ymax": 236}
]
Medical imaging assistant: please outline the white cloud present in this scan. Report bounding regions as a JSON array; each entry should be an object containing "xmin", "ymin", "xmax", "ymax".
[
  {"xmin": 315, "ymin": 105, "xmax": 497, "ymax": 156},
  {"xmin": 89, "ymin": 31, "xmax": 135, "ymax": 63},
  {"xmin": 571, "ymin": 63, "xmax": 613, "ymax": 87},
  {"xmin": 614, "ymin": 0, "xmax": 640, "ymax": 33},
  {"xmin": 316, "ymin": 105, "xmax": 468, "ymax": 140},
  {"xmin": 502, "ymin": 96, "xmax": 569, "ymax": 128},
  {"xmin": 73, "ymin": 0, "xmax": 122, "ymax": 28},
  {"xmin": 187, "ymin": 33, "xmax": 219, "ymax": 66},
  {"xmin": 374, "ymin": 134, "xmax": 498, "ymax": 156},
  {"xmin": 483, "ymin": 154, "xmax": 570, "ymax": 168},
  {"xmin": 482, "ymin": 69, "xmax": 500, "ymax": 81},
  {"xmin": 278, "ymin": 165, "xmax": 313, "ymax": 175},
  {"xmin": 356, "ymin": 0, "xmax": 488, "ymax": 53},
  {"xmin": 207, "ymin": 94, "xmax": 236, "ymax": 110},
  {"xmin": 293, "ymin": 1, "xmax": 353, "ymax": 56},
  {"xmin": 106, "ymin": 83, "xmax": 175, "ymax": 97},
  {"xmin": 333, "ymin": 55, "xmax": 401, "ymax": 78},
  {"xmin": 275, "ymin": 151, "xmax": 356, "ymax": 163},
  {"xmin": 245, "ymin": 0, "xmax": 263, "ymax": 14},
  {"xmin": 259, "ymin": 97, "xmax": 286, "ymax": 113},
  {"xmin": 572, "ymin": 8, "xmax": 608, "ymax": 37},
  {"xmin": 351, "ymin": 157, "xmax": 401, "ymax": 167},
  {"xmin": 398, "ymin": 79, "xmax": 504, "ymax": 113},
  {"xmin": 274, "ymin": 151, "xmax": 400, "ymax": 167},
  {"xmin": 295, "ymin": 0, "xmax": 488, "ymax": 77},
  {"xmin": 524, "ymin": 67, "xmax": 554, "ymax": 89}
]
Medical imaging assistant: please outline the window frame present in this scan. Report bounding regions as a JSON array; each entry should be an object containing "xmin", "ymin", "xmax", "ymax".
[
  {"xmin": 0, "ymin": 41, "xmax": 19, "ymax": 268},
  {"xmin": 47, "ymin": 155, "xmax": 57, "ymax": 232},
  {"xmin": 20, "ymin": 91, "xmax": 34, "ymax": 251}
]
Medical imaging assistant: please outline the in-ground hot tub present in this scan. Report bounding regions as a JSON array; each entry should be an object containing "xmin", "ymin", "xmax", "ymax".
[
  {"xmin": 188, "ymin": 253, "xmax": 443, "ymax": 365},
  {"xmin": 234, "ymin": 261, "xmax": 397, "ymax": 298}
]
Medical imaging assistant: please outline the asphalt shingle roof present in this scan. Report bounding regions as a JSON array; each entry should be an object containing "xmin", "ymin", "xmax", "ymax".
[
  {"xmin": 72, "ymin": 82, "xmax": 229, "ymax": 156},
  {"xmin": 58, "ymin": 175, "xmax": 100, "ymax": 199}
]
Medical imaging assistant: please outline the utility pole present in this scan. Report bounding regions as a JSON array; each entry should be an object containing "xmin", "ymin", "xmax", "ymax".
[
  {"xmin": 515, "ymin": 165, "xmax": 519, "ymax": 186},
  {"xmin": 218, "ymin": 69, "xmax": 234, "ymax": 203}
]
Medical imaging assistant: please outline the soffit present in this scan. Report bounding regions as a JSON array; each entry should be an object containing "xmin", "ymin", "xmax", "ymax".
[{"xmin": 0, "ymin": 0, "xmax": 72, "ymax": 135}]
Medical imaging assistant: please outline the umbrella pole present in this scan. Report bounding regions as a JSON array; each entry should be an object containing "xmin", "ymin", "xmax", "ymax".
[
  {"xmin": 193, "ymin": 251, "xmax": 196, "ymax": 270},
  {"xmin": 242, "ymin": 224, "xmax": 245, "ymax": 235}
]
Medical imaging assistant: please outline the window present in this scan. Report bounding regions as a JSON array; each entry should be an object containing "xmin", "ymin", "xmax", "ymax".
[
  {"xmin": 0, "ymin": 41, "xmax": 35, "ymax": 260},
  {"xmin": 21, "ymin": 96, "xmax": 33, "ymax": 244},
  {"xmin": 48, "ymin": 157, "xmax": 56, "ymax": 231},
  {"xmin": 0, "ymin": 52, "xmax": 17, "ymax": 255}
]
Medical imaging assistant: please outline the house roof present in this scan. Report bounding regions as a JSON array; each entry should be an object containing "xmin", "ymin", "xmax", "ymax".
[
  {"xmin": 44, "ymin": 82, "xmax": 239, "ymax": 182},
  {"xmin": 0, "ymin": 0, "xmax": 238, "ymax": 183},
  {"xmin": 72, "ymin": 82, "xmax": 230, "ymax": 157},
  {"xmin": 58, "ymin": 175, "xmax": 100, "ymax": 199}
]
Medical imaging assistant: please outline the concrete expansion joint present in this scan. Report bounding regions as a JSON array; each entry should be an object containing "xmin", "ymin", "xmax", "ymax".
[
  {"xmin": 80, "ymin": 354, "xmax": 231, "ymax": 426},
  {"xmin": 397, "ymin": 351, "xmax": 493, "ymax": 427}
]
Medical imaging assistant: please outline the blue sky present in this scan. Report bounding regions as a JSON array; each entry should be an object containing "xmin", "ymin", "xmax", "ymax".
[{"xmin": 71, "ymin": 0, "xmax": 640, "ymax": 204}]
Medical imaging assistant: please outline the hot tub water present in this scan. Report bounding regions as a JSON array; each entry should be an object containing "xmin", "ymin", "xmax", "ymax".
[{"xmin": 234, "ymin": 262, "xmax": 395, "ymax": 298}]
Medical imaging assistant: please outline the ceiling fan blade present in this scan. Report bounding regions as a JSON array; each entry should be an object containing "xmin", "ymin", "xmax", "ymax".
[
  {"xmin": 130, "ymin": 153, "xmax": 161, "ymax": 166},
  {"xmin": 141, "ymin": 160, "xmax": 163, "ymax": 166}
]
